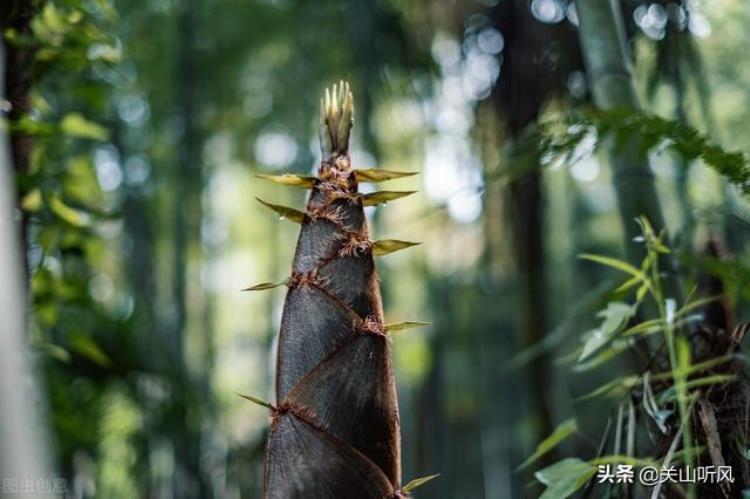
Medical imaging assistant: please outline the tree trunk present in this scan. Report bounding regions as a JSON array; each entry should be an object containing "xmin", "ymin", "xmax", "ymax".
[
  {"xmin": 489, "ymin": 0, "xmax": 578, "ymax": 466},
  {"xmin": 1, "ymin": 1, "xmax": 34, "ymax": 278},
  {"xmin": 172, "ymin": 1, "xmax": 210, "ymax": 496},
  {"xmin": 0, "ymin": 41, "xmax": 51, "ymax": 499}
]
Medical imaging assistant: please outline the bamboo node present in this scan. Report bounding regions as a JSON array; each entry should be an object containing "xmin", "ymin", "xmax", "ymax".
[
  {"xmin": 276, "ymin": 402, "xmax": 318, "ymax": 424},
  {"xmin": 288, "ymin": 269, "xmax": 328, "ymax": 289},
  {"xmin": 308, "ymin": 204, "xmax": 344, "ymax": 225},
  {"xmin": 357, "ymin": 316, "xmax": 386, "ymax": 337},
  {"xmin": 319, "ymin": 155, "xmax": 357, "ymax": 191},
  {"xmin": 339, "ymin": 230, "xmax": 372, "ymax": 257}
]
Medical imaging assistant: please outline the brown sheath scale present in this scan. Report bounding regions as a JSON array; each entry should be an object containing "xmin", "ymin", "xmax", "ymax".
[{"xmin": 254, "ymin": 82, "xmax": 428, "ymax": 498}]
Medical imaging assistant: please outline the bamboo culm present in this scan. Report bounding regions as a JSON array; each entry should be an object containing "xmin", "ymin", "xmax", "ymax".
[{"xmin": 575, "ymin": 0, "xmax": 682, "ymax": 302}]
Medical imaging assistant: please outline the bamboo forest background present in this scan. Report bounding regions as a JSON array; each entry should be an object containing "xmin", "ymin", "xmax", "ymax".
[{"xmin": 2, "ymin": 0, "xmax": 750, "ymax": 497}]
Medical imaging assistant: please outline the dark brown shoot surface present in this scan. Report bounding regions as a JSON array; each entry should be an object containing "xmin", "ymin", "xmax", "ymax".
[{"xmin": 253, "ymin": 82, "xmax": 431, "ymax": 498}]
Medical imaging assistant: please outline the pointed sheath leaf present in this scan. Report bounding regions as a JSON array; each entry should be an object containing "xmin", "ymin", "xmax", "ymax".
[
  {"xmin": 256, "ymin": 173, "xmax": 318, "ymax": 188},
  {"xmin": 354, "ymin": 168, "xmax": 418, "ymax": 183},
  {"xmin": 236, "ymin": 393, "xmax": 275, "ymax": 411},
  {"xmin": 401, "ymin": 474, "xmax": 440, "ymax": 493},
  {"xmin": 372, "ymin": 239, "xmax": 420, "ymax": 256},
  {"xmin": 257, "ymin": 198, "xmax": 306, "ymax": 224},
  {"xmin": 385, "ymin": 321, "xmax": 431, "ymax": 333},
  {"xmin": 242, "ymin": 281, "xmax": 287, "ymax": 291},
  {"xmin": 361, "ymin": 191, "xmax": 416, "ymax": 207}
]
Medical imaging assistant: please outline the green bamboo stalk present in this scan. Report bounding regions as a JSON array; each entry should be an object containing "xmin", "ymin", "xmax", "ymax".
[
  {"xmin": 575, "ymin": 0, "xmax": 682, "ymax": 302},
  {"xmin": 576, "ymin": 3, "xmax": 695, "ymax": 496}
]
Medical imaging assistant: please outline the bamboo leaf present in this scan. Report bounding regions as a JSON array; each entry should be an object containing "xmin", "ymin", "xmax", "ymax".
[
  {"xmin": 649, "ymin": 355, "xmax": 732, "ymax": 382},
  {"xmin": 537, "ymin": 106, "xmax": 750, "ymax": 192},
  {"xmin": 37, "ymin": 3, "xmax": 67, "ymax": 34},
  {"xmin": 256, "ymin": 173, "xmax": 318, "ymax": 188},
  {"xmin": 642, "ymin": 372, "xmax": 672, "ymax": 434},
  {"xmin": 21, "ymin": 189, "xmax": 43, "ymax": 212},
  {"xmin": 573, "ymin": 339, "xmax": 631, "ymax": 372},
  {"xmin": 60, "ymin": 113, "xmax": 109, "ymax": 140},
  {"xmin": 372, "ymin": 239, "xmax": 420, "ymax": 256},
  {"xmin": 401, "ymin": 474, "xmax": 440, "ymax": 493},
  {"xmin": 519, "ymin": 418, "xmax": 578, "ymax": 470},
  {"xmin": 535, "ymin": 458, "xmax": 595, "ymax": 499},
  {"xmin": 361, "ymin": 191, "xmax": 416, "ymax": 207},
  {"xmin": 243, "ymin": 281, "xmax": 286, "ymax": 291},
  {"xmin": 577, "ymin": 375, "xmax": 640, "ymax": 401},
  {"xmin": 677, "ymin": 295, "xmax": 720, "ymax": 316},
  {"xmin": 256, "ymin": 198, "xmax": 306, "ymax": 224},
  {"xmin": 579, "ymin": 253, "xmax": 646, "ymax": 280},
  {"xmin": 578, "ymin": 302, "xmax": 635, "ymax": 362},
  {"xmin": 385, "ymin": 321, "xmax": 430, "ymax": 333},
  {"xmin": 354, "ymin": 168, "xmax": 417, "ymax": 183},
  {"xmin": 70, "ymin": 332, "xmax": 111, "ymax": 368},
  {"xmin": 236, "ymin": 393, "xmax": 274, "ymax": 410},
  {"xmin": 49, "ymin": 196, "xmax": 91, "ymax": 227},
  {"xmin": 636, "ymin": 282, "xmax": 650, "ymax": 303},
  {"xmin": 590, "ymin": 454, "xmax": 655, "ymax": 467},
  {"xmin": 657, "ymin": 375, "xmax": 737, "ymax": 404},
  {"xmin": 620, "ymin": 314, "xmax": 701, "ymax": 339},
  {"xmin": 622, "ymin": 318, "xmax": 663, "ymax": 337},
  {"xmin": 509, "ymin": 279, "xmax": 620, "ymax": 369},
  {"xmin": 36, "ymin": 342, "xmax": 71, "ymax": 363},
  {"xmin": 615, "ymin": 274, "xmax": 642, "ymax": 293}
]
